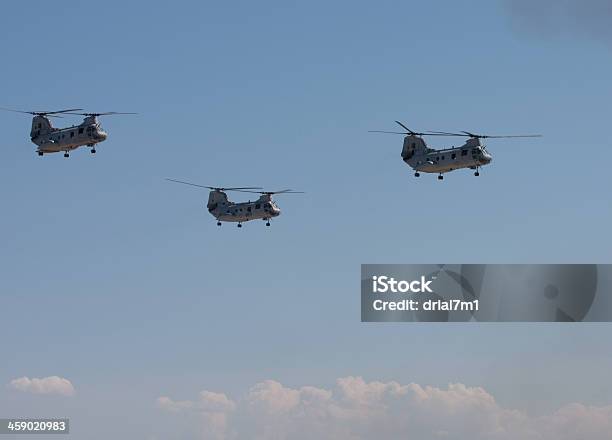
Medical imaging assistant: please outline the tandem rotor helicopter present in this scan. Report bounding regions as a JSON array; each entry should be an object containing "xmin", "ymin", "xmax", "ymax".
[
  {"xmin": 370, "ymin": 121, "xmax": 541, "ymax": 180},
  {"xmin": 166, "ymin": 179, "xmax": 304, "ymax": 228},
  {"xmin": 1, "ymin": 107, "xmax": 136, "ymax": 157}
]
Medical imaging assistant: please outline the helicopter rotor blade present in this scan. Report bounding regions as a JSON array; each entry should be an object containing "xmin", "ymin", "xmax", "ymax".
[
  {"xmin": 420, "ymin": 132, "xmax": 461, "ymax": 136},
  {"xmin": 165, "ymin": 178, "xmax": 211, "ymax": 189},
  {"xmin": 0, "ymin": 107, "xmax": 83, "ymax": 116},
  {"xmin": 459, "ymin": 131, "xmax": 542, "ymax": 139},
  {"xmin": 238, "ymin": 189, "xmax": 305, "ymax": 195},
  {"xmin": 63, "ymin": 111, "xmax": 138, "ymax": 117},
  {"xmin": 0, "ymin": 107, "xmax": 36, "ymax": 115},
  {"xmin": 394, "ymin": 120, "xmax": 414, "ymax": 134},
  {"xmin": 220, "ymin": 187, "xmax": 268, "ymax": 192},
  {"xmin": 371, "ymin": 122, "xmax": 464, "ymax": 137},
  {"xmin": 370, "ymin": 123, "xmax": 542, "ymax": 139},
  {"xmin": 427, "ymin": 131, "xmax": 465, "ymax": 136},
  {"xmin": 165, "ymin": 179, "xmax": 262, "ymax": 191},
  {"xmin": 480, "ymin": 134, "xmax": 542, "ymax": 138},
  {"xmin": 369, "ymin": 129, "xmax": 462, "ymax": 137},
  {"xmin": 268, "ymin": 189, "xmax": 305, "ymax": 194},
  {"xmin": 45, "ymin": 108, "xmax": 83, "ymax": 115},
  {"xmin": 368, "ymin": 130, "xmax": 409, "ymax": 135}
]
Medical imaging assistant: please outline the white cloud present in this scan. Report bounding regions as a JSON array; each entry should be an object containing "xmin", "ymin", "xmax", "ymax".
[
  {"xmin": 8, "ymin": 376, "xmax": 75, "ymax": 397},
  {"xmin": 157, "ymin": 376, "xmax": 612, "ymax": 440},
  {"xmin": 157, "ymin": 390, "xmax": 236, "ymax": 440},
  {"xmin": 157, "ymin": 391, "xmax": 235, "ymax": 413}
]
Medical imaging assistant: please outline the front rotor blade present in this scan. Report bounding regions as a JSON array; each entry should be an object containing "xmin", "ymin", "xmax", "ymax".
[
  {"xmin": 0, "ymin": 107, "xmax": 82, "ymax": 115},
  {"xmin": 223, "ymin": 187, "xmax": 265, "ymax": 191},
  {"xmin": 427, "ymin": 131, "xmax": 465, "ymax": 136},
  {"xmin": 421, "ymin": 132, "xmax": 463, "ymax": 136},
  {"xmin": 46, "ymin": 108, "xmax": 83, "ymax": 115},
  {"xmin": 395, "ymin": 121, "xmax": 413, "ymax": 133},
  {"xmin": 165, "ymin": 178, "xmax": 212, "ymax": 189},
  {"xmin": 368, "ymin": 130, "xmax": 408, "ymax": 135},
  {"xmin": 165, "ymin": 179, "xmax": 262, "ymax": 191},
  {"xmin": 0, "ymin": 107, "xmax": 34, "ymax": 115},
  {"xmin": 63, "ymin": 111, "xmax": 138, "ymax": 116}
]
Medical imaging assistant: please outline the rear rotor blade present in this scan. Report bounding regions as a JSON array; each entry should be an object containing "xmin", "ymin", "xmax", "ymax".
[
  {"xmin": 428, "ymin": 131, "xmax": 543, "ymax": 139},
  {"xmin": 269, "ymin": 189, "xmax": 304, "ymax": 194},
  {"xmin": 239, "ymin": 189, "xmax": 304, "ymax": 195},
  {"xmin": 480, "ymin": 134, "xmax": 542, "ymax": 138}
]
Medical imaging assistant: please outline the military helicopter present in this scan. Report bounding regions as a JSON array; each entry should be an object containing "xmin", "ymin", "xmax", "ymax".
[
  {"xmin": 370, "ymin": 121, "xmax": 541, "ymax": 180},
  {"xmin": 1, "ymin": 107, "xmax": 136, "ymax": 157},
  {"xmin": 166, "ymin": 179, "xmax": 303, "ymax": 227}
]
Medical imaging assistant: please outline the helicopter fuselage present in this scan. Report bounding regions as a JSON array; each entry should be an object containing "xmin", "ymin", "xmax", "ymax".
[
  {"xmin": 401, "ymin": 135, "xmax": 492, "ymax": 175},
  {"xmin": 409, "ymin": 145, "xmax": 492, "ymax": 173},
  {"xmin": 31, "ymin": 115, "xmax": 108, "ymax": 154},
  {"xmin": 207, "ymin": 191, "xmax": 281, "ymax": 223}
]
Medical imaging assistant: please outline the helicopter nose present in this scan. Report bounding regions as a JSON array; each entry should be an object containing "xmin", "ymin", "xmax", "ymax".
[
  {"xmin": 483, "ymin": 153, "xmax": 492, "ymax": 164},
  {"xmin": 273, "ymin": 207, "xmax": 281, "ymax": 216}
]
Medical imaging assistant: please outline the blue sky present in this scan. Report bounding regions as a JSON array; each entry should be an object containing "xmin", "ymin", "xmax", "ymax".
[{"xmin": 1, "ymin": 1, "xmax": 611, "ymax": 438}]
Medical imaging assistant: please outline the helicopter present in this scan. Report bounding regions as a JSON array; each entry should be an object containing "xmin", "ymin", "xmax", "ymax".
[
  {"xmin": 370, "ymin": 121, "xmax": 541, "ymax": 180},
  {"xmin": 166, "ymin": 179, "xmax": 303, "ymax": 228},
  {"xmin": 1, "ymin": 107, "xmax": 136, "ymax": 157}
]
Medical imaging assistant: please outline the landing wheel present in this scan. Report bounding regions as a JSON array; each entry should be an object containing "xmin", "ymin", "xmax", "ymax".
[
  {"xmin": 414, "ymin": 172, "xmax": 420, "ymax": 177},
  {"xmin": 438, "ymin": 174, "xmax": 443, "ymax": 180},
  {"xmin": 217, "ymin": 221, "xmax": 222, "ymax": 226},
  {"xmin": 91, "ymin": 148, "xmax": 96, "ymax": 154},
  {"xmin": 266, "ymin": 222, "xmax": 271, "ymax": 227},
  {"xmin": 37, "ymin": 151, "xmax": 43, "ymax": 157},
  {"xmin": 64, "ymin": 152, "xmax": 69, "ymax": 158},
  {"xmin": 474, "ymin": 171, "xmax": 480, "ymax": 176},
  {"xmin": 237, "ymin": 223, "xmax": 242, "ymax": 228}
]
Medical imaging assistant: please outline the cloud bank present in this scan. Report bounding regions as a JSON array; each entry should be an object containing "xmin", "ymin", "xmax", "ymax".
[
  {"xmin": 8, "ymin": 376, "xmax": 75, "ymax": 397},
  {"xmin": 157, "ymin": 376, "xmax": 612, "ymax": 440}
]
